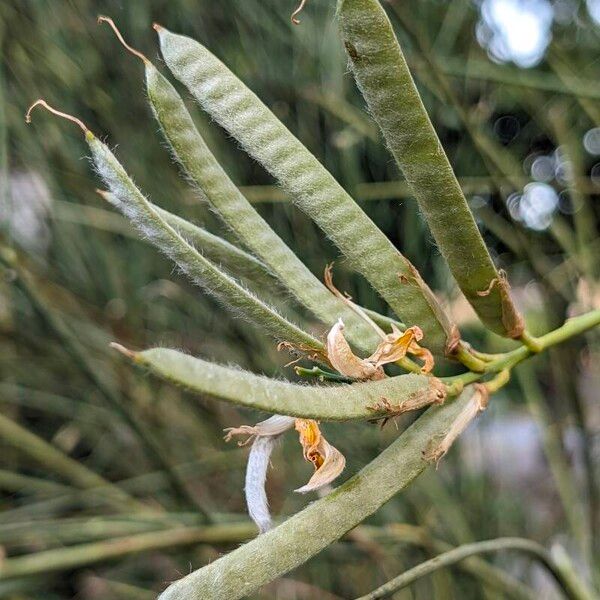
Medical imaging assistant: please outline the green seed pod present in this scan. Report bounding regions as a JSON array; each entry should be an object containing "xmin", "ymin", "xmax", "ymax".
[
  {"xmin": 154, "ymin": 25, "xmax": 459, "ymax": 356},
  {"xmin": 25, "ymin": 99, "xmax": 322, "ymax": 351},
  {"xmin": 101, "ymin": 191, "xmax": 277, "ymax": 291},
  {"xmin": 90, "ymin": 134, "xmax": 322, "ymax": 350},
  {"xmin": 112, "ymin": 344, "xmax": 447, "ymax": 421},
  {"xmin": 157, "ymin": 387, "xmax": 475, "ymax": 600},
  {"xmin": 336, "ymin": 0, "xmax": 524, "ymax": 339},
  {"xmin": 97, "ymin": 15, "xmax": 382, "ymax": 354},
  {"xmin": 145, "ymin": 61, "xmax": 382, "ymax": 353}
]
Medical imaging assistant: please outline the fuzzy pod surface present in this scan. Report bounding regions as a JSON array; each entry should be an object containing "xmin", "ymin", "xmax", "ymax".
[
  {"xmin": 105, "ymin": 191, "xmax": 274, "ymax": 288},
  {"xmin": 337, "ymin": 0, "xmax": 524, "ymax": 339},
  {"xmin": 120, "ymin": 345, "xmax": 447, "ymax": 420},
  {"xmin": 155, "ymin": 26, "xmax": 458, "ymax": 356},
  {"xmin": 144, "ymin": 60, "xmax": 382, "ymax": 354},
  {"xmin": 157, "ymin": 387, "xmax": 475, "ymax": 600},
  {"xmin": 86, "ymin": 131, "xmax": 321, "ymax": 349}
]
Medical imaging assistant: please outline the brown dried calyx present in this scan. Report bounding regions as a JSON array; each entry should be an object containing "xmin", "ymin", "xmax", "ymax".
[
  {"xmin": 368, "ymin": 378, "xmax": 447, "ymax": 419},
  {"xmin": 323, "ymin": 264, "xmax": 434, "ymax": 378},
  {"xmin": 477, "ymin": 270, "xmax": 524, "ymax": 339},
  {"xmin": 423, "ymin": 384, "xmax": 489, "ymax": 466}
]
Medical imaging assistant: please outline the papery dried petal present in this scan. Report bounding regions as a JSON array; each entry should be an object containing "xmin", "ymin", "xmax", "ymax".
[
  {"xmin": 408, "ymin": 342, "xmax": 434, "ymax": 374},
  {"xmin": 423, "ymin": 385, "xmax": 488, "ymax": 465},
  {"xmin": 295, "ymin": 418, "xmax": 323, "ymax": 464},
  {"xmin": 367, "ymin": 325, "xmax": 433, "ymax": 373},
  {"xmin": 295, "ymin": 436, "xmax": 346, "ymax": 494},
  {"xmin": 367, "ymin": 325, "xmax": 418, "ymax": 367},
  {"xmin": 245, "ymin": 435, "xmax": 278, "ymax": 533},
  {"xmin": 224, "ymin": 414, "xmax": 295, "ymax": 445},
  {"xmin": 294, "ymin": 419, "xmax": 346, "ymax": 494},
  {"xmin": 326, "ymin": 319, "xmax": 384, "ymax": 380}
]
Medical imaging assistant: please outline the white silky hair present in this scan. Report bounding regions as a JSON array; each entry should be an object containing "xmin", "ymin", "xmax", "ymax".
[
  {"xmin": 253, "ymin": 414, "xmax": 295, "ymax": 437},
  {"xmin": 245, "ymin": 435, "xmax": 280, "ymax": 534}
]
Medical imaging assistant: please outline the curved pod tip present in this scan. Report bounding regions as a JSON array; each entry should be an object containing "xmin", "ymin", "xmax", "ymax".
[
  {"xmin": 98, "ymin": 15, "xmax": 150, "ymax": 64},
  {"xmin": 291, "ymin": 0, "xmax": 308, "ymax": 24},
  {"xmin": 110, "ymin": 342, "xmax": 139, "ymax": 361},
  {"xmin": 25, "ymin": 99, "xmax": 89, "ymax": 133}
]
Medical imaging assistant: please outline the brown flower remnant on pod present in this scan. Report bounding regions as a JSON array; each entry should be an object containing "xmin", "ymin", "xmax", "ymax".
[
  {"xmin": 477, "ymin": 269, "xmax": 524, "ymax": 339},
  {"xmin": 324, "ymin": 264, "xmax": 434, "ymax": 378},
  {"xmin": 327, "ymin": 319, "xmax": 385, "ymax": 380},
  {"xmin": 294, "ymin": 419, "xmax": 345, "ymax": 493},
  {"xmin": 225, "ymin": 414, "xmax": 346, "ymax": 532},
  {"xmin": 423, "ymin": 384, "xmax": 489, "ymax": 466}
]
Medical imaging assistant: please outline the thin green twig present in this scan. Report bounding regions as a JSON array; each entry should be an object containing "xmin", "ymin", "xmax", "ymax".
[{"xmin": 354, "ymin": 537, "xmax": 594, "ymax": 600}]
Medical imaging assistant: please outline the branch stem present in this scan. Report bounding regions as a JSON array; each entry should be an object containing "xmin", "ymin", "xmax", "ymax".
[
  {"xmin": 444, "ymin": 310, "xmax": 600, "ymax": 391},
  {"xmin": 355, "ymin": 537, "xmax": 594, "ymax": 600}
]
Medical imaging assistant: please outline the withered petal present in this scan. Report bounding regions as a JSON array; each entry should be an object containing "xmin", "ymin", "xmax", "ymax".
[
  {"xmin": 408, "ymin": 343, "xmax": 435, "ymax": 373},
  {"xmin": 326, "ymin": 319, "xmax": 384, "ymax": 380},
  {"xmin": 367, "ymin": 327, "xmax": 417, "ymax": 367},
  {"xmin": 295, "ymin": 436, "xmax": 346, "ymax": 494},
  {"xmin": 423, "ymin": 385, "xmax": 488, "ymax": 465},
  {"xmin": 245, "ymin": 436, "xmax": 278, "ymax": 533}
]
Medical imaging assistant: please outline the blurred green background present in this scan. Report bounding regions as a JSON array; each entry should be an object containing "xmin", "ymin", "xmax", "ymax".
[{"xmin": 1, "ymin": 0, "xmax": 599, "ymax": 598}]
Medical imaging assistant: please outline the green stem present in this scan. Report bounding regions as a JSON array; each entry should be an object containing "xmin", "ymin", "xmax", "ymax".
[
  {"xmin": 0, "ymin": 411, "xmax": 142, "ymax": 514},
  {"xmin": 444, "ymin": 310, "xmax": 600, "ymax": 390},
  {"xmin": 519, "ymin": 330, "xmax": 543, "ymax": 353},
  {"xmin": 0, "ymin": 515, "xmax": 199, "ymax": 546},
  {"xmin": 482, "ymin": 369, "xmax": 510, "ymax": 394},
  {"xmin": 0, "ymin": 454, "xmax": 243, "ymax": 524},
  {"xmin": 0, "ymin": 248, "xmax": 207, "ymax": 517},
  {"xmin": 294, "ymin": 366, "xmax": 355, "ymax": 383},
  {"xmin": 0, "ymin": 523, "xmax": 257, "ymax": 580},
  {"xmin": 0, "ymin": 469, "xmax": 69, "ymax": 497},
  {"xmin": 364, "ymin": 524, "xmax": 535, "ymax": 600},
  {"xmin": 354, "ymin": 537, "xmax": 594, "ymax": 600},
  {"xmin": 86, "ymin": 578, "xmax": 154, "ymax": 600},
  {"xmin": 395, "ymin": 356, "xmax": 425, "ymax": 374},
  {"xmin": 453, "ymin": 345, "xmax": 487, "ymax": 372}
]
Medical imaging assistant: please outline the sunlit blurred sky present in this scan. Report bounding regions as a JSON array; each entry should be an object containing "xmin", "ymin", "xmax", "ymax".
[
  {"xmin": 473, "ymin": 0, "xmax": 600, "ymax": 231},
  {"xmin": 477, "ymin": 0, "xmax": 600, "ymax": 68}
]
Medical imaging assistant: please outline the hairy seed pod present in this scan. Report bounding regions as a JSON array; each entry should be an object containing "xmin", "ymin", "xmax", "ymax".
[
  {"xmin": 113, "ymin": 344, "xmax": 448, "ymax": 421},
  {"xmin": 26, "ymin": 98, "xmax": 322, "ymax": 350},
  {"xmin": 144, "ymin": 59, "xmax": 384, "ymax": 353},
  {"xmin": 100, "ymin": 190, "xmax": 276, "ymax": 291},
  {"xmin": 96, "ymin": 15, "xmax": 384, "ymax": 355},
  {"xmin": 155, "ymin": 25, "xmax": 458, "ymax": 356},
  {"xmin": 89, "ymin": 134, "xmax": 322, "ymax": 349},
  {"xmin": 157, "ymin": 388, "xmax": 474, "ymax": 600},
  {"xmin": 337, "ymin": 0, "xmax": 524, "ymax": 339}
]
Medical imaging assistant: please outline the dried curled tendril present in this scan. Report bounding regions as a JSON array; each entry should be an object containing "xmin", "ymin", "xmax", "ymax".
[{"xmin": 291, "ymin": 0, "xmax": 308, "ymax": 24}]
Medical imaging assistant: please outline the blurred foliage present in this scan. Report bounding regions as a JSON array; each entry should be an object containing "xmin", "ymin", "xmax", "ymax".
[{"xmin": 0, "ymin": 0, "xmax": 599, "ymax": 598}]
